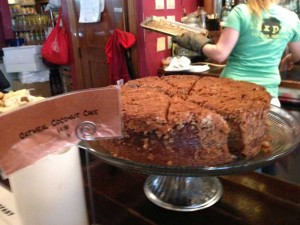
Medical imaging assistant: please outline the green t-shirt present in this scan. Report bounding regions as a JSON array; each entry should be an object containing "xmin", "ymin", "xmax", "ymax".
[{"xmin": 221, "ymin": 4, "xmax": 300, "ymax": 97}]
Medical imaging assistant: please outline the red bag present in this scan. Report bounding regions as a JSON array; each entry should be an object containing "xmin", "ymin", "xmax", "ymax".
[{"xmin": 41, "ymin": 10, "xmax": 69, "ymax": 65}]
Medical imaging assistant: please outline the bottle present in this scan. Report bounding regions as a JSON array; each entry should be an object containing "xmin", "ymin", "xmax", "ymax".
[
  {"xmin": 35, "ymin": 31, "xmax": 41, "ymax": 42},
  {"xmin": 221, "ymin": 0, "xmax": 232, "ymax": 23},
  {"xmin": 213, "ymin": 0, "xmax": 223, "ymax": 19},
  {"xmin": 23, "ymin": 32, "xmax": 29, "ymax": 44},
  {"xmin": 29, "ymin": 30, "xmax": 35, "ymax": 43},
  {"xmin": 182, "ymin": 7, "xmax": 187, "ymax": 17},
  {"xmin": 199, "ymin": 7, "xmax": 207, "ymax": 29},
  {"xmin": 204, "ymin": 0, "xmax": 213, "ymax": 14},
  {"xmin": 230, "ymin": 0, "xmax": 236, "ymax": 9},
  {"xmin": 15, "ymin": 32, "xmax": 20, "ymax": 46}
]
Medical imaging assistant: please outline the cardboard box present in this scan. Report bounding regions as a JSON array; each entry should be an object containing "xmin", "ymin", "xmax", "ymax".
[
  {"xmin": 4, "ymin": 61, "xmax": 48, "ymax": 73},
  {"xmin": 12, "ymin": 80, "xmax": 51, "ymax": 97},
  {"xmin": 2, "ymin": 45, "xmax": 42, "ymax": 57},
  {"xmin": 2, "ymin": 45, "xmax": 47, "ymax": 73},
  {"xmin": 18, "ymin": 70, "xmax": 49, "ymax": 84},
  {"xmin": 3, "ymin": 54, "xmax": 43, "ymax": 65}
]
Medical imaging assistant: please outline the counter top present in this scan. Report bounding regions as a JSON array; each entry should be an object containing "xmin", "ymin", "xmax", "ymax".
[
  {"xmin": 82, "ymin": 160, "xmax": 300, "ymax": 225},
  {"xmin": 1, "ymin": 149, "xmax": 299, "ymax": 225},
  {"xmin": 157, "ymin": 64, "xmax": 300, "ymax": 90}
]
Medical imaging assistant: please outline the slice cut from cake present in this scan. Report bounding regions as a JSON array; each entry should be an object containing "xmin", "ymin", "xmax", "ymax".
[
  {"xmin": 166, "ymin": 97, "xmax": 233, "ymax": 166},
  {"xmin": 122, "ymin": 76, "xmax": 177, "ymax": 97},
  {"xmin": 121, "ymin": 87, "xmax": 170, "ymax": 134},
  {"xmin": 188, "ymin": 77, "xmax": 271, "ymax": 158},
  {"xmin": 161, "ymin": 75, "xmax": 200, "ymax": 99}
]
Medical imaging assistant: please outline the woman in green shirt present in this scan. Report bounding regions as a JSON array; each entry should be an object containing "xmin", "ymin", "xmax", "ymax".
[{"xmin": 173, "ymin": 0, "xmax": 300, "ymax": 107}]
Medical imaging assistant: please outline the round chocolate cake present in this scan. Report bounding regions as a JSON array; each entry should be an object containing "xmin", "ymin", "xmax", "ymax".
[{"xmin": 102, "ymin": 75, "xmax": 272, "ymax": 167}]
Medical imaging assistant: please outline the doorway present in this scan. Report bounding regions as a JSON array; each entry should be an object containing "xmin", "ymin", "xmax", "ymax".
[{"xmin": 64, "ymin": 0, "xmax": 138, "ymax": 90}]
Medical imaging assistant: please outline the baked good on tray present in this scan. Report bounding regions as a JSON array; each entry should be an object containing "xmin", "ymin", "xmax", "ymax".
[
  {"xmin": 101, "ymin": 75, "xmax": 272, "ymax": 167},
  {"xmin": 0, "ymin": 89, "xmax": 45, "ymax": 113},
  {"xmin": 142, "ymin": 18, "xmax": 208, "ymax": 36}
]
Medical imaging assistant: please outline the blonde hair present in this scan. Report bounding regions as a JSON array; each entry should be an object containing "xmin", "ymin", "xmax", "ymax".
[{"xmin": 247, "ymin": 0, "xmax": 279, "ymax": 17}]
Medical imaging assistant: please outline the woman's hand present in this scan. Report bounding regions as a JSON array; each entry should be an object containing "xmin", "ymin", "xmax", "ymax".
[
  {"xmin": 172, "ymin": 32, "xmax": 212, "ymax": 54},
  {"xmin": 281, "ymin": 41, "xmax": 300, "ymax": 72},
  {"xmin": 280, "ymin": 54, "xmax": 294, "ymax": 72}
]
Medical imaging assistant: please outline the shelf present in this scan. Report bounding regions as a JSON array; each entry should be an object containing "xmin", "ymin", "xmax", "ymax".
[
  {"xmin": 36, "ymin": 0, "xmax": 48, "ymax": 3},
  {"xmin": 8, "ymin": 0, "xmax": 36, "ymax": 5},
  {"xmin": 12, "ymin": 13, "xmax": 37, "ymax": 17}
]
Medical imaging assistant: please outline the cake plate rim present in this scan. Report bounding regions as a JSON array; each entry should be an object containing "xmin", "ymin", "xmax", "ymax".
[{"xmin": 78, "ymin": 105, "xmax": 300, "ymax": 177}]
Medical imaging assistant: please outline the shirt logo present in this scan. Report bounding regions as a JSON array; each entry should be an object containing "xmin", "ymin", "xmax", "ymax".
[{"xmin": 261, "ymin": 17, "xmax": 281, "ymax": 39}]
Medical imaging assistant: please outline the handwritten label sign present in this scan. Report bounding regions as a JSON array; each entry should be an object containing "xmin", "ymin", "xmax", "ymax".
[
  {"xmin": 0, "ymin": 87, "xmax": 122, "ymax": 176},
  {"xmin": 79, "ymin": 0, "xmax": 104, "ymax": 23}
]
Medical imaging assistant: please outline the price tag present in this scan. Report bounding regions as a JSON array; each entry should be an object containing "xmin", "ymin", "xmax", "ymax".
[{"xmin": 0, "ymin": 87, "xmax": 122, "ymax": 176}]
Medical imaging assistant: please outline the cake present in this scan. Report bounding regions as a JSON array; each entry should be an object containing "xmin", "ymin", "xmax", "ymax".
[
  {"xmin": 101, "ymin": 75, "xmax": 272, "ymax": 167},
  {"xmin": 0, "ymin": 89, "xmax": 45, "ymax": 113}
]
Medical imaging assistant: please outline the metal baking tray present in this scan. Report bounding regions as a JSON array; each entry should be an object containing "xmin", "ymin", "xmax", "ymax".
[{"xmin": 141, "ymin": 16, "xmax": 207, "ymax": 37}]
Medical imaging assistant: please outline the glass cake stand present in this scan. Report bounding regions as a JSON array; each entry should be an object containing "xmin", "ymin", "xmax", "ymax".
[{"xmin": 77, "ymin": 105, "xmax": 300, "ymax": 212}]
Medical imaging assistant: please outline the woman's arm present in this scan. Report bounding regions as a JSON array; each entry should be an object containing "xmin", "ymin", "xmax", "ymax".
[
  {"xmin": 280, "ymin": 40, "xmax": 300, "ymax": 71},
  {"xmin": 202, "ymin": 27, "xmax": 240, "ymax": 64},
  {"xmin": 287, "ymin": 41, "xmax": 300, "ymax": 62}
]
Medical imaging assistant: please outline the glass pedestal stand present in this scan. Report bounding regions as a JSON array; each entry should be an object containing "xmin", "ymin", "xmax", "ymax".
[
  {"xmin": 78, "ymin": 106, "xmax": 300, "ymax": 212},
  {"xmin": 144, "ymin": 176, "xmax": 222, "ymax": 211}
]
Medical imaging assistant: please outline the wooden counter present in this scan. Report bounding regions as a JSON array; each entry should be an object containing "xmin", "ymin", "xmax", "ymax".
[
  {"xmin": 1, "ymin": 150, "xmax": 299, "ymax": 225},
  {"xmin": 157, "ymin": 66, "xmax": 300, "ymax": 90},
  {"xmin": 82, "ymin": 158, "xmax": 300, "ymax": 225}
]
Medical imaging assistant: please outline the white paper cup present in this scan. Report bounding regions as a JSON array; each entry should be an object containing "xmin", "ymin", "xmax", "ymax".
[{"xmin": 8, "ymin": 145, "xmax": 89, "ymax": 225}]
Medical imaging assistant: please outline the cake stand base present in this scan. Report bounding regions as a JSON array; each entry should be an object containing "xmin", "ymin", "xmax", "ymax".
[{"xmin": 143, "ymin": 175, "xmax": 223, "ymax": 211}]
